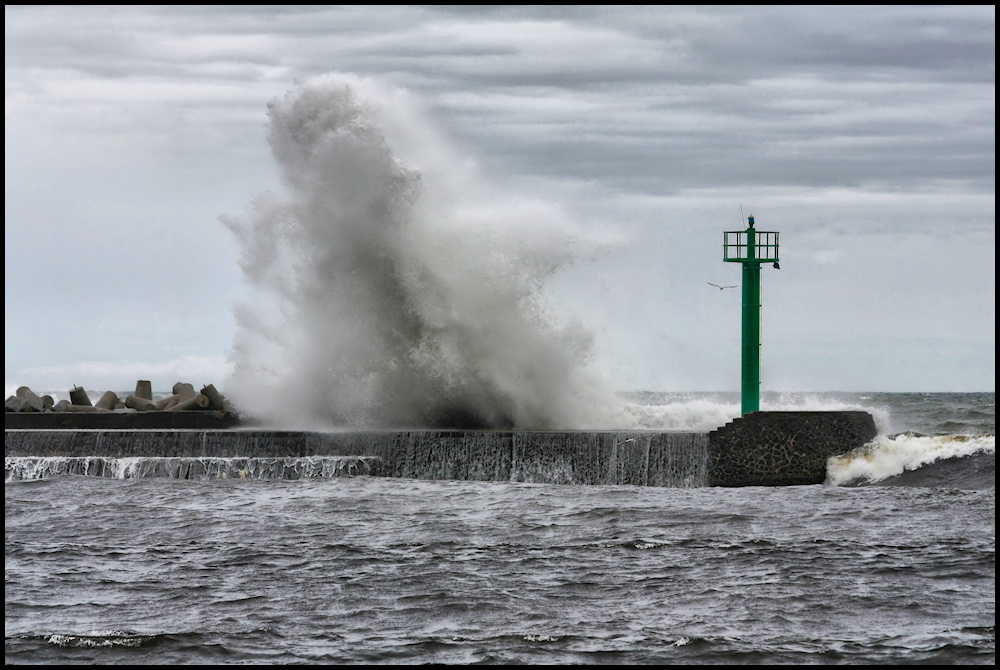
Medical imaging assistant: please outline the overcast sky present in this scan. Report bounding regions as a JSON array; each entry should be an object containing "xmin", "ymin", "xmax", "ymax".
[{"xmin": 5, "ymin": 5, "xmax": 995, "ymax": 400}]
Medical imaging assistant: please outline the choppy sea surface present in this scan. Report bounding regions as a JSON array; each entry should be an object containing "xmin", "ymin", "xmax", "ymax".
[{"xmin": 5, "ymin": 391, "xmax": 995, "ymax": 664}]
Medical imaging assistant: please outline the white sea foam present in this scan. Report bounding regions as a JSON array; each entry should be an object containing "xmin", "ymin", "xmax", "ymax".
[
  {"xmin": 762, "ymin": 391, "xmax": 894, "ymax": 433},
  {"xmin": 825, "ymin": 433, "xmax": 995, "ymax": 486},
  {"xmin": 618, "ymin": 397, "xmax": 741, "ymax": 432},
  {"xmin": 46, "ymin": 630, "xmax": 153, "ymax": 648}
]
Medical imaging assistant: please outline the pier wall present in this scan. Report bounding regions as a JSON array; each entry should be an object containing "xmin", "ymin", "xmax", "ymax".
[
  {"xmin": 5, "ymin": 429, "xmax": 709, "ymax": 487},
  {"xmin": 708, "ymin": 411, "xmax": 878, "ymax": 486},
  {"xmin": 5, "ymin": 411, "xmax": 877, "ymax": 487}
]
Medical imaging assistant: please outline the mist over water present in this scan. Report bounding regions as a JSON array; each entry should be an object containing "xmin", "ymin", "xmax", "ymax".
[{"xmin": 222, "ymin": 74, "xmax": 628, "ymax": 430}]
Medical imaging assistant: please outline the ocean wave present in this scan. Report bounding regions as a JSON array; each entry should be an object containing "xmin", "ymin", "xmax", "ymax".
[
  {"xmin": 826, "ymin": 433, "xmax": 995, "ymax": 487},
  {"xmin": 615, "ymin": 397, "xmax": 740, "ymax": 432},
  {"xmin": 43, "ymin": 629, "xmax": 161, "ymax": 648}
]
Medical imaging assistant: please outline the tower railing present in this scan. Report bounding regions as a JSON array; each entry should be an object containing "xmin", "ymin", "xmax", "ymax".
[{"xmin": 722, "ymin": 215, "xmax": 780, "ymax": 416}]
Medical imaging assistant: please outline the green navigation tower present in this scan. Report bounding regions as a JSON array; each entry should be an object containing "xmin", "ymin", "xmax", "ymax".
[{"xmin": 723, "ymin": 215, "xmax": 780, "ymax": 416}]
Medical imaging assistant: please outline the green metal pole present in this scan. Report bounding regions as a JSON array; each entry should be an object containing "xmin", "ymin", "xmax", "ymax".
[{"xmin": 741, "ymin": 218, "xmax": 760, "ymax": 415}]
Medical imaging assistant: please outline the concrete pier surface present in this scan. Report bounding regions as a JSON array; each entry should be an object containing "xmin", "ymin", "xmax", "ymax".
[{"xmin": 5, "ymin": 410, "xmax": 240, "ymax": 430}]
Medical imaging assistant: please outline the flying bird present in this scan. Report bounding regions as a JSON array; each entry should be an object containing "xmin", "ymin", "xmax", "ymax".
[{"xmin": 707, "ymin": 282, "xmax": 737, "ymax": 290}]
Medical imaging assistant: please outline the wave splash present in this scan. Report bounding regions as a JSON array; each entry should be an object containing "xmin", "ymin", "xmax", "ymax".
[
  {"xmin": 826, "ymin": 433, "xmax": 995, "ymax": 487},
  {"xmin": 221, "ymin": 74, "xmax": 626, "ymax": 430}
]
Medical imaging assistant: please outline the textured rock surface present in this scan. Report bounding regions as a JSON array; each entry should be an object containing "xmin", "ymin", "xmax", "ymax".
[{"xmin": 707, "ymin": 411, "xmax": 878, "ymax": 487}]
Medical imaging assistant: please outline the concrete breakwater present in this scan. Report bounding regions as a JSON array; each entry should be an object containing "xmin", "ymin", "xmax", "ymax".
[
  {"xmin": 5, "ymin": 411, "xmax": 877, "ymax": 486},
  {"xmin": 5, "ymin": 380, "xmax": 240, "ymax": 429},
  {"xmin": 5, "ymin": 381, "xmax": 232, "ymax": 417},
  {"xmin": 5, "ymin": 375, "xmax": 878, "ymax": 486},
  {"xmin": 708, "ymin": 410, "xmax": 878, "ymax": 487},
  {"xmin": 5, "ymin": 430, "xmax": 711, "ymax": 487}
]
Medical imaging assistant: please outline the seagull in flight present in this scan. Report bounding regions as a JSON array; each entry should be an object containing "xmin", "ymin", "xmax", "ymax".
[{"xmin": 707, "ymin": 282, "xmax": 737, "ymax": 290}]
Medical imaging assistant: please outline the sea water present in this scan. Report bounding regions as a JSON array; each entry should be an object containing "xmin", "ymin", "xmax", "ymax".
[
  {"xmin": 6, "ymin": 77, "xmax": 993, "ymax": 664},
  {"xmin": 5, "ymin": 391, "xmax": 994, "ymax": 664}
]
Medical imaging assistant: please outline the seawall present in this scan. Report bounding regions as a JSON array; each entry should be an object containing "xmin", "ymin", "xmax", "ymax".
[
  {"xmin": 5, "ymin": 429, "xmax": 709, "ymax": 487},
  {"xmin": 5, "ymin": 411, "xmax": 877, "ymax": 487}
]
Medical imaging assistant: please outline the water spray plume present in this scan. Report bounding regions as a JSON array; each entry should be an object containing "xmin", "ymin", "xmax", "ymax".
[{"xmin": 221, "ymin": 73, "xmax": 627, "ymax": 430}]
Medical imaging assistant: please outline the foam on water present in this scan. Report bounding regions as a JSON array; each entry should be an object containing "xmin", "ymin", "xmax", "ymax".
[
  {"xmin": 618, "ymin": 397, "xmax": 741, "ymax": 432},
  {"xmin": 221, "ymin": 73, "xmax": 629, "ymax": 430},
  {"xmin": 615, "ymin": 391, "xmax": 897, "ymax": 433},
  {"xmin": 826, "ymin": 432, "xmax": 995, "ymax": 486},
  {"xmin": 44, "ymin": 631, "xmax": 158, "ymax": 649},
  {"xmin": 763, "ymin": 391, "xmax": 894, "ymax": 433}
]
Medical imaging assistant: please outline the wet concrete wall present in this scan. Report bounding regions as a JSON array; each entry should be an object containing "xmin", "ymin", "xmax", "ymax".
[
  {"xmin": 4, "ymin": 430, "xmax": 711, "ymax": 487},
  {"xmin": 5, "ymin": 411, "xmax": 877, "ymax": 487}
]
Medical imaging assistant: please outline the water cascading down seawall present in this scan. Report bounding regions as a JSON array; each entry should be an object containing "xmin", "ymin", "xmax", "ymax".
[
  {"xmin": 5, "ymin": 411, "xmax": 877, "ymax": 486},
  {"xmin": 4, "ymin": 429, "xmax": 710, "ymax": 486}
]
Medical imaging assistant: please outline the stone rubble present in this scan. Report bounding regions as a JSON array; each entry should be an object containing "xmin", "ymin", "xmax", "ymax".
[{"xmin": 5, "ymin": 380, "xmax": 231, "ymax": 414}]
